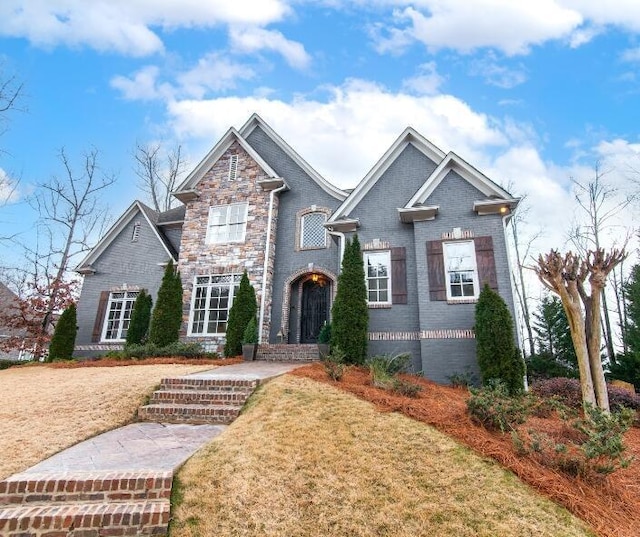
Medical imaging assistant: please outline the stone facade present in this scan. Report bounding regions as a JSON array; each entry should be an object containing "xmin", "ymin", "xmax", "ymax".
[{"xmin": 178, "ymin": 141, "xmax": 276, "ymax": 351}]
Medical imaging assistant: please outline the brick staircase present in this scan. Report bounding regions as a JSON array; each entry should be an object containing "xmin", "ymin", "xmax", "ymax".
[
  {"xmin": 255, "ymin": 343, "xmax": 320, "ymax": 362},
  {"xmin": 138, "ymin": 377, "xmax": 259, "ymax": 425},
  {"xmin": 0, "ymin": 470, "xmax": 172, "ymax": 536}
]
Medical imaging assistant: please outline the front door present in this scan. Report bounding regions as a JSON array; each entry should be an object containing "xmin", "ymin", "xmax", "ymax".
[{"xmin": 300, "ymin": 278, "xmax": 329, "ymax": 343}]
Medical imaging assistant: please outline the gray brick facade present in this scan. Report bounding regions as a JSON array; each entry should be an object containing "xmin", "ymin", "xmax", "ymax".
[{"xmin": 75, "ymin": 114, "xmax": 519, "ymax": 383}]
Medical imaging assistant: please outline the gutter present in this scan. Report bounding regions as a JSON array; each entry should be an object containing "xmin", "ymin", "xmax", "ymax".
[{"xmin": 258, "ymin": 183, "xmax": 288, "ymax": 343}]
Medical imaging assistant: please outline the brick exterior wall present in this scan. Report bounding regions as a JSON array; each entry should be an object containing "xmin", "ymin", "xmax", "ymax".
[{"xmin": 178, "ymin": 140, "xmax": 277, "ymax": 352}]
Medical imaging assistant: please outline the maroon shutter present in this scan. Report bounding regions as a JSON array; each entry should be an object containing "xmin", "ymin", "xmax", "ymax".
[
  {"xmin": 475, "ymin": 236, "xmax": 498, "ymax": 291},
  {"xmin": 92, "ymin": 291, "xmax": 110, "ymax": 342},
  {"xmin": 427, "ymin": 240, "xmax": 446, "ymax": 301},
  {"xmin": 391, "ymin": 246, "xmax": 407, "ymax": 304}
]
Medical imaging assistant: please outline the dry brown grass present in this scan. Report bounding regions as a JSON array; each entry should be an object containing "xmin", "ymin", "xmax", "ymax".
[
  {"xmin": 0, "ymin": 362, "xmax": 212, "ymax": 478},
  {"xmin": 171, "ymin": 375, "xmax": 593, "ymax": 537}
]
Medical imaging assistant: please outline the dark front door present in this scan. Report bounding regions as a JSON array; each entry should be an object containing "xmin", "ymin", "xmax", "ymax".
[{"xmin": 300, "ymin": 278, "xmax": 329, "ymax": 343}]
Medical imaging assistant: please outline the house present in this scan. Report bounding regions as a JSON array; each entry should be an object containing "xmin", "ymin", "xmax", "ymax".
[
  {"xmin": 0, "ymin": 282, "xmax": 35, "ymax": 361},
  {"xmin": 74, "ymin": 114, "xmax": 519, "ymax": 382}
]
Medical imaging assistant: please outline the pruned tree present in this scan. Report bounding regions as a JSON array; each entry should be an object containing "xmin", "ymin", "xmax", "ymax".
[
  {"xmin": 48, "ymin": 303, "xmax": 78, "ymax": 361},
  {"xmin": 133, "ymin": 141, "xmax": 186, "ymax": 212},
  {"xmin": 224, "ymin": 271, "xmax": 257, "ymax": 357},
  {"xmin": 535, "ymin": 248, "xmax": 626, "ymax": 410},
  {"xmin": 149, "ymin": 261, "xmax": 183, "ymax": 347},
  {"xmin": 26, "ymin": 147, "xmax": 116, "ymax": 339},
  {"xmin": 570, "ymin": 164, "xmax": 635, "ymax": 364},
  {"xmin": 125, "ymin": 290, "xmax": 153, "ymax": 346}
]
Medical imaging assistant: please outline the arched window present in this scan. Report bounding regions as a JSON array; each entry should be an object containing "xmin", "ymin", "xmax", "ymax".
[{"xmin": 300, "ymin": 212, "xmax": 327, "ymax": 249}]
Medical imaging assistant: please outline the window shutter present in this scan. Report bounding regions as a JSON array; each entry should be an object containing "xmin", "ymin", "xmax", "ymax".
[
  {"xmin": 427, "ymin": 240, "xmax": 446, "ymax": 301},
  {"xmin": 475, "ymin": 236, "xmax": 498, "ymax": 291},
  {"xmin": 391, "ymin": 246, "xmax": 407, "ymax": 304},
  {"xmin": 92, "ymin": 291, "xmax": 109, "ymax": 342}
]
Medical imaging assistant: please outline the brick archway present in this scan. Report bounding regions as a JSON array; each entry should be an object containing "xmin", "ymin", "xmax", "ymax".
[{"xmin": 281, "ymin": 266, "xmax": 337, "ymax": 343}]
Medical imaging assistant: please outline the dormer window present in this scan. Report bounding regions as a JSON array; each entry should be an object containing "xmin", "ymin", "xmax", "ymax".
[{"xmin": 228, "ymin": 155, "xmax": 239, "ymax": 181}]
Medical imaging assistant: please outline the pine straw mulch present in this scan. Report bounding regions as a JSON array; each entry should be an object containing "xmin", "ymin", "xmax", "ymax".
[{"xmin": 292, "ymin": 363, "xmax": 640, "ymax": 537}]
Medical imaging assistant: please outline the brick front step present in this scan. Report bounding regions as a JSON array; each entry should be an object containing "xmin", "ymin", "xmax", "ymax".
[
  {"xmin": 0, "ymin": 471, "xmax": 172, "ymax": 506},
  {"xmin": 149, "ymin": 389, "xmax": 249, "ymax": 406},
  {"xmin": 159, "ymin": 377, "xmax": 258, "ymax": 391},
  {"xmin": 256, "ymin": 344, "xmax": 320, "ymax": 362},
  {"xmin": 138, "ymin": 404, "xmax": 242, "ymax": 424},
  {"xmin": 0, "ymin": 499, "xmax": 169, "ymax": 537}
]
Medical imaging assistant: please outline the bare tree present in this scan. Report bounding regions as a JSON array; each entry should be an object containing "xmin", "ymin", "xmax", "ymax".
[
  {"xmin": 27, "ymin": 146, "xmax": 116, "ymax": 337},
  {"xmin": 570, "ymin": 164, "xmax": 635, "ymax": 364},
  {"xmin": 535, "ymin": 248, "xmax": 626, "ymax": 411},
  {"xmin": 133, "ymin": 141, "xmax": 186, "ymax": 212}
]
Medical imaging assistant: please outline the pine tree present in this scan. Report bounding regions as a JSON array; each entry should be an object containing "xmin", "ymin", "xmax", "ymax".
[
  {"xmin": 149, "ymin": 261, "xmax": 183, "ymax": 347},
  {"xmin": 224, "ymin": 271, "xmax": 257, "ymax": 357},
  {"xmin": 610, "ymin": 264, "xmax": 640, "ymax": 390},
  {"xmin": 48, "ymin": 303, "xmax": 77, "ymax": 361},
  {"xmin": 125, "ymin": 290, "xmax": 153, "ymax": 346},
  {"xmin": 475, "ymin": 284, "xmax": 525, "ymax": 394},
  {"xmin": 331, "ymin": 235, "xmax": 368, "ymax": 365}
]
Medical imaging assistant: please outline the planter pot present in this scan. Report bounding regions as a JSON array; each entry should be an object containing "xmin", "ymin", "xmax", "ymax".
[
  {"xmin": 243, "ymin": 344, "xmax": 257, "ymax": 361},
  {"xmin": 317, "ymin": 343, "xmax": 330, "ymax": 359}
]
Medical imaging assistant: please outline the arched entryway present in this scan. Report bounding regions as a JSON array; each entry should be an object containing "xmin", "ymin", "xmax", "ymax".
[
  {"xmin": 281, "ymin": 267, "xmax": 337, "ymax": 344},
  {"xmin": 300, "ymin": 276, "xmax": 330, "ymax": 343}
]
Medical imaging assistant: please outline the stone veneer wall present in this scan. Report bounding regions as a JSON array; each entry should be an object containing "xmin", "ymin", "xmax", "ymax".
[{"xmin": 178, "ymin": 140, "xmax": 277, "ymax": 352}]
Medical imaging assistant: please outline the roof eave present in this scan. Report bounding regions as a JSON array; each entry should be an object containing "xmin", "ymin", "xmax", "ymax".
[
  {"xmin": 324, "ymin": 219, "xmax": 360, "ymax": 233},
  {"xmin": 397, "ymin": 205, "xmax": 440, "ymax": 223},
  {"xmin": 473, "ymin": 198, "xmax": 521, "ymax": 216},
  {"xmin": 173, "ymin": 189, "xmax": 200, "ymax": 203}
]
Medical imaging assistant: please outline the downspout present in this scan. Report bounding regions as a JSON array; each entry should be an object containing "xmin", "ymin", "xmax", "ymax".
[
  {"xmin": 327, "ymin": 229, "xmax": 346, "ymax": 270},
  {"xmin": 503, "ymin": 212, "xmax": 528, "ymax": 390},
  {"xmin": 259, "ymin": 183, "xmax": 287, "ymax": 343}
]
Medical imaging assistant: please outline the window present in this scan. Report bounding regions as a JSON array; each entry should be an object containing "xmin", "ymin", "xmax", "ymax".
[
  {"xmin": 228, "ymin": 155, "xmax": 238, "ymax": 181},
  {"xmin": 206, "ymin": 202, "xmax": 248, "ymax": 244},
  {"xmin": 365, "ymin": 251, "xmax": 391, "ymax": 304},
  {"xmin": 300, "ymin": 212, "xmax": 327, "ymax": 249},
  {"xmin": 102, "ymin": 291, "xmax": 139, "ymax": 341},
  {"xmin": 189, "ymin": 274, "xmax": 242, "ymax": 335},
  {"xmin": 443, "ymin": 241, "xmax": 479, "ymax": 300}
]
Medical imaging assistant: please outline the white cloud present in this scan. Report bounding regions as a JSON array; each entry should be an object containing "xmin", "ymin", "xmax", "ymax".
[
  {"xmin": 0, "ymin": 168, "xmax": 20, "ymax": 205},
  {"xmin": 111, "ymin": 66, "xmax": 170, "ymax": 101},
  {"xmin": 402, "ymin": 62, "xmax": 445, "ymax": 95},
  {"xmin": 177, "ymin": 53, "xmax": 256, "ymax": 97},
  {"xmin": 469, "ymin": 53, "xmax": 527, "ymax": 88},
  {"xmin": 0, "ymin": 0, "xmax": 290, "ymax": 56},
  {"xmin": 621, "ymin": 47, "xmax": 640, "ymax": 62},
  {"xmin": 372, "ymin": 1, "xmax": 583, "ymax": 56},
  {"xmin": 229, "ymin": 27, "xmax": 311, "ymax": 69}
]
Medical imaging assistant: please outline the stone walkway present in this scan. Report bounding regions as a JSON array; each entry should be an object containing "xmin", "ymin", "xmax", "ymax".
[{"xmin": 0, "ymin": 360, "xmax": 305, "ymax": 537}]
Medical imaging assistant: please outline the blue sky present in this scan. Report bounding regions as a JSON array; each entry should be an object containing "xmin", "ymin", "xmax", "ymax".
[{"xmin": 0, "ymin": 0, "xmax": 639, "ymax": 275}]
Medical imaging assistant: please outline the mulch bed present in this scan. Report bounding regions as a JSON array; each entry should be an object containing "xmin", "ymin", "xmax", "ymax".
[
  {"xmin": 292, "ymin": 363, "xmax": 640, "ymax": 537},
  {"xmin": 47, "ymin": 357, "xmax": 243, "ymax": 368}
]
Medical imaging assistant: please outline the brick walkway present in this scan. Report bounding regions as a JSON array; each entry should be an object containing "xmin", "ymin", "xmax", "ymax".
[{"xmin": 0, "ymin": 361, "xmax": 304, "ymax": 536}]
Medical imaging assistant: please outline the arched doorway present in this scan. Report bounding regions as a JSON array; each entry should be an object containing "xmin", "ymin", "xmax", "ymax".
[{"xmin": 300, "ymin": 276, "xmax": 330, "ymax": 343}]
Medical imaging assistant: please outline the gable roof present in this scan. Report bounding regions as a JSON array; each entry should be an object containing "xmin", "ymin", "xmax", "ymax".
[
  {"xmin": 239, "ymin": 113, "xmax": 348, "ymax": 201},
  {"xmin": 173, "ymin": 127, "xmax": 280, "ymax": 199},
  {"xmin": 328, "ymin": 127, "xmax": 446, "ymax": 221},
  {"xmin": 75, "ymin": 201, "xmax": 178, "ymax": 273},
  {"xmin": 405, "ymin": 151, "xmax": 514, "ymax": 208}
]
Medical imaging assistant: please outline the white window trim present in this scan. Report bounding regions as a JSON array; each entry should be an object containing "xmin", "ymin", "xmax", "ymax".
[
  {"xmin": 300, "ymin": 212, "xmax": 328, "ymax": 249},
  {"xmin": 205, "ymin": 202, "xmax": 249, "ymax": 245},
  {"xmin": 442, "ymin": 240, "xmax": 480, "ymax": 302},
  {"xmin": 101, "ymin": 291, "xmax": 139, "ymax": 342},
  {"xmin": 187, "ymin": 274, "xmax": 241, "ymax": 337},
  {"xmin": 364, "ymin": 250, "xmax": 392, "ymax": 306}
]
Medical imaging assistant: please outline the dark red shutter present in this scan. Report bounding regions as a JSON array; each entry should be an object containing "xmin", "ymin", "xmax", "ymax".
[
  {"xmin": 475, "ymin": 236, "xmax": 498, "ymax": 291},
  {"xmin": 92, "ymin": 291, "xmax": 110, "ymax": 342},
  {"xmin": 427, "ymin": 240, "xmax": 446, "ymax": 301},
  {"xmin": 391, "ymin": 246, "xmax": 407, "ymax": 304}
]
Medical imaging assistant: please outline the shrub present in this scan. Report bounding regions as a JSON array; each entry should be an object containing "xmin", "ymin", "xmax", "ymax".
[
  {"xmin": 48, "ymin": 303, "xmax": 78, "ymax": 361},
  {"xmin": 467, "ymin": 381, "xmax": 533, "ymax": 432},
  {"xmin": 317, "ymin": 322, "xmax": 331, "ymax": 345},
  {"xmin": 242, "ymin": 317, "xmax": 258, "ymax": 345},
  {"xmin": 225, "ymin": 271, "xmax": 257, "ymax": 357},
  {"xmin": 475, "ymin": 284, "xmax": 525, "ymax": 394},
  {"xmin": 0, "ymin": 359, "xmax": 16, "ymax": 370},
  {"xmin": 531, "ymin": 377, "xmax": 640, "ymax": 412},
  {"xmin": 107, "ymin": 341, "xmax": 214, "ymax": 360},
  {"xmin": 149, "ymin": 261, "xmax": 183, "ymax": 347},
  {"xmin": 392, "ymin": 378, "xmax": 423, "ymax": 398},
  {"xmin": 126, "ymin": 290, "xmax": 153, "ymax": 346},
  {"xmin": 448, "ymin": 366, "xmax": 478, "ymax": 388},
  {"xmin": 331, "ymin": 235, "xmax": 368, "ymax": 364},
  {"xmin": 323, "ymin": 346, "xmax": 346, "ymax": 381}
]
